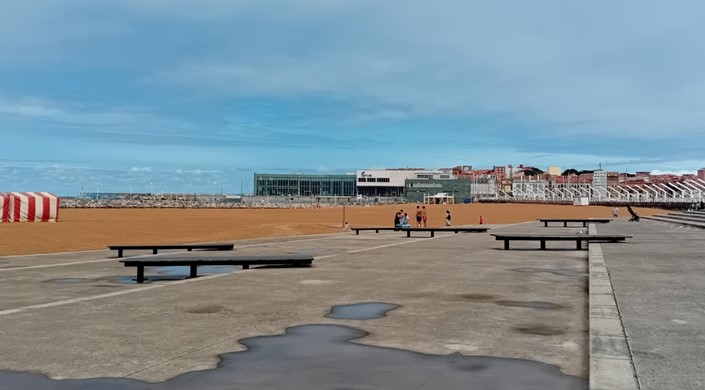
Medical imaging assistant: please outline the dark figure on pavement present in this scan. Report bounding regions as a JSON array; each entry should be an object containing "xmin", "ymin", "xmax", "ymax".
[{"xmin": 627, "ymin": 205, "xmax": 640, "ymax": 222}]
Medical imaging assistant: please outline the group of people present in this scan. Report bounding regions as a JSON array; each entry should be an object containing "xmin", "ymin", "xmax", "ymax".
[{"xmin": 394, "ymin": 206, "xmax": 452, "ymax": 227}]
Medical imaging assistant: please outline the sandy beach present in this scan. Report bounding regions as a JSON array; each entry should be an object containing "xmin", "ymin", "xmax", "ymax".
[{"xmin": 0, "ymin": 203, "xmax": 661, "ymax": 256}]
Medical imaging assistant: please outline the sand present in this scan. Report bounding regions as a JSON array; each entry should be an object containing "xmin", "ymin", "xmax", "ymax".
[{"xmin": 0, "ymin": 203, "xmax": 660, "ymax": 256}]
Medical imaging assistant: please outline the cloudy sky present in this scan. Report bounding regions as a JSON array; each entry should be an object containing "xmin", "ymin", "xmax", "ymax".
[{"xmin": 1, "ymin": 0, "xmax": 704, "ymax": 195}]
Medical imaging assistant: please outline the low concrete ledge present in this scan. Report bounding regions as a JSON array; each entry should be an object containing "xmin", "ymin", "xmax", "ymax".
[{"xmin": 588, "ymin": 224, "xmax": 639, "ymax": 390}]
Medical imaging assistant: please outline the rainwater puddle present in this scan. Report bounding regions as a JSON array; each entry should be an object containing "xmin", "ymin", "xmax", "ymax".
[
  {"xmin": 326, "ymin": 302, "xmax": 400, "ymax": 320},
  {"xmin": 512, "ymin": 268, "xmax": 588, "ymax": 277},
  {"xmin": 108, "ymin": 265, "xmax": 238, "ymax": 284},
  {"xmin": 496, "ymin": 301, "xmax": 565, "ymax": 310},
  {"xmin": 0, "ymin": 324, "xmax": 586, "ymax": 389}
]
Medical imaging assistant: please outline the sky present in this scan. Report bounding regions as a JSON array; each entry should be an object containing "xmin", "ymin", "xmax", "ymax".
[{"xmin": 1, "ymin": 0, "xmax": 704, "ymax": 196}]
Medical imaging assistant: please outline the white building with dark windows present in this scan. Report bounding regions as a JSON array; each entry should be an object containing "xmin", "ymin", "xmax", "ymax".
[{"xmin": 355, "ymin": 169, "xmax": 448, "ymax": 197}]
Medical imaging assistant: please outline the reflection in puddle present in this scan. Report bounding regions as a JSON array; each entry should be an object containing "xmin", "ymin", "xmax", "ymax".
[
  {"xmin": 0, "ymin": 324, "xmax": 586, "ymax": 389},
  {"xmin": 109, "ymin": 266, "xmax": 238, "ymax": 284},
  {"xmin": 326, "ymin": 302, "xmax": 400, "ymax": 320}
]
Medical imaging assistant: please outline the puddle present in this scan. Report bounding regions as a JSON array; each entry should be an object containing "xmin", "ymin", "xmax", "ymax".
[
  {"xmin": 42, "ymin": 278, "xmax": 92, "ymax": 284},
  {"xmin": 108, "ymin": 266, "xmax": 238, "ymax": 284},
  {"xmin": 458, "ymin": 294, "xmax": 497, "ymax": 301},
  {"xmin": 512, "ymin": 268, "xmax": 588, "ymax": 277},
  {"xmin": 495, "ymin": 301, "xmax": 565, "ymax": 310},
  {"xmin": 0, "ymin": 324, "xmax": 586, "ymax": 389},
  {"xmin": 515, "ymin": 326, "xmax": 566, "ymax": 336},
  {"xmin": 326, "ymin": 302, "xmax": 400, "ymax": 320}
]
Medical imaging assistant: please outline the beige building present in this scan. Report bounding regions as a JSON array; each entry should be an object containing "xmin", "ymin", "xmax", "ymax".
[{"xmin": 547, "ymin": 166, "xmax": 562, "ymax": 176}]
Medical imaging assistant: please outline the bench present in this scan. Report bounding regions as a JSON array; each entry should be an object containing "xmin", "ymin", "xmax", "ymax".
[
  {"xmin": 120, "ymin": 253, "xmax": 314, "ymax": 283},
  {"xmin": 491, "ymin": 233, "xmax": 632, "ymax": 250},
  {"xmin": 353, "ymin": 227, "xmax": 488, "ymax": 237},
  {"xmin": 109, "ymin": 243, "xmax": 235, "ymax": 258},
  {"xmin": 538, "ymin": 218, "xmax": 612, "ymax": 227}
]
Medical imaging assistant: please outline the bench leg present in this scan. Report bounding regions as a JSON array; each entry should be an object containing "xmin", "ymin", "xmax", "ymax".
[
  {"xmin": 188, "ymin": 248, "xmax": 193, "ymax": 251},
  {"xmin": 376, "ymin": 229, "xmax": 379, "ymax": 233},
  {"xmin": 544, "ymin": 221, "xmax": 548, "ymax": 227},
  {"xmin": 356, "ymin": 230, "xmax": 360, "ymax": 235},
  {"xmin": 407, "ymin": 230, "xmax": 411, "ymax": 238},
  {"xmin": 431, "ymin": 231, "xmax": 435, "ymax": 238},
  {"xmin": 504, "ymin": 240, "xmax": 509, "ymax": 250},
  {"xmin": 117, "ymin": 249, "xmax": 123, "ymax": 258},
  {"xmin": 564, "ymin": 221, "xmax": 567, "ymax": 227},
  {"xmin": 583, "ymin": 222, "xmax": 587, "ymax": 227},
  {"xmin": 153, "ymin": 249, "xmax": 158, "ymax": 255},
  {"xmin": 190, "ymin": 265, "xmax": 198, "ymax": 278},
  {"xmin": 243, "ymin": 264, "xmax": 249, "ymax": 270},
  {"xmin": 136, "ymin": 266, "xmax": 144, "ymax": 284},
  {"xmin": 577, "ymin": 240, "xmax": 583, "ymax": 250},
  {"xmin": 540, "ymin": 240, "xmax": 546, "ymax": 250}
]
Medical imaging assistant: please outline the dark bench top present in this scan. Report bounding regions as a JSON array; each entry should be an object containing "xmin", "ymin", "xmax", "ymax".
[
  {"xmin": 538, "ymin": 218, "xmax": 612, "ymax": 223},
  {"xmin": 491, "ymin": 233, "xmax": 631, "ymax": 240},
  {"xmin": 120, "ymin": 253, "xmax": 313, "ymax": 266},
  {"xmin": 491, "ymin": 233, "xmax": 632, "ymax": 250},
  {"xmin": 352, "ymin": 226, "xmax": 488, "ymax": 237},
  {"xmin": 109, "ymin": 243, "xmax": 234, "ymax": 250},
  {"xmin": 109, "ymin": 243, "xmax": 234, "ymax": 258},
  {"xmin": 120, "ymin": 253, "xmax": 314, "ymax": 283}
]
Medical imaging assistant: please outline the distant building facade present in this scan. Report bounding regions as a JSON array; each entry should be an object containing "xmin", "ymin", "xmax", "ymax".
[
  {"xmin": 356, "ymin": 169, "xmax": 437, "ymax": 197},
  {"xmin": 699, "ymin": 168, "xmax": 705, "ymax": 181},
  {"xmin": 253, "ymin": 173, "xmax": 356, "ymax": 196}
]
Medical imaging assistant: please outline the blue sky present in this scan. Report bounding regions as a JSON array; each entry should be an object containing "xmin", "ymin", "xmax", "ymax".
[{"xmin": 1, "ymin": 0, "xmax": 704, "ymax": 195}]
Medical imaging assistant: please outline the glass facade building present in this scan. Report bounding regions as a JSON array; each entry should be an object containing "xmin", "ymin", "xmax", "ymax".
[{"xmin": 254, "ymin": 173, "xmax": 357, "ymax": 196}]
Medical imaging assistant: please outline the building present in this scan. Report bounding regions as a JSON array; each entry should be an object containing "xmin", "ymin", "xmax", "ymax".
[
  {"xmin": 699, "ymin": 168, "xmax": 705, "ymax": 181},
  {"xmin": 355, "ymin": 169, "xmax": 435, "ymax": 197},
  {"xmin": 253, "ymin": 173, "xmax": 356, "ymax": 196},
  {"xmin": 592, "ymin": 169, "xmax": 608, "ymax": 198},
  {"xmin": 405, "ymin": 177, "xmax": 470, "ymax": 203},
  {"xmin": 547, "ymin": 166, "xmax": 562, "ymax": 176},
  {"xmin": 512, "ymin": 178, "xmax": 548, "ymax": 198}
]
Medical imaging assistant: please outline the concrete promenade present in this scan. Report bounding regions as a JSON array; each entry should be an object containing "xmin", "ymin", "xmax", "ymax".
[
  {"xmin": 0, "ymin": 222, "xmax": 590, "ymax": 388},
  {"xmin": 596, "ymin": 220, "xmax": 705, "ymax": 389}
]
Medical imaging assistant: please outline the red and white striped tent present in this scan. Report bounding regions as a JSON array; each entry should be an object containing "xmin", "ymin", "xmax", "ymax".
[
  {"xmin": 0, "ymin": 193, "xmax": 9, "ymax": 223},
  {"xmin": 5, "ymin": 192, "xmax": 60, "ymax": 223}
]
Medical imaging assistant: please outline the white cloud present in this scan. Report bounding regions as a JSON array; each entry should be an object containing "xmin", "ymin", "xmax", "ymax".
[{"xmin": 130, "ymin": 166, "xmax": 152, "ymax": 172}]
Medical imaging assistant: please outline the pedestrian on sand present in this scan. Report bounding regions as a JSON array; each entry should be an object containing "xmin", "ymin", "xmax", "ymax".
[
  {"xmin": 344, "ymin": 221, "xmax": 350, "ymax": 232},
  {"xmin": 612, "ymin": 207, "xmax": 619, "ymax": 218},
  {"xmin": 422, "ymin": 205, "xmax": 428, "ymax": 227},
  {"xmin": 445, "ymin": 209, "xmax": 452, "ymax": 226},
  {"xmin": 415, "ymin": 205, "xmax": 423, "ymax": 228},
  {"xmin": 479, "ymin": 215, "xmax": 484, "ymax": 225}
]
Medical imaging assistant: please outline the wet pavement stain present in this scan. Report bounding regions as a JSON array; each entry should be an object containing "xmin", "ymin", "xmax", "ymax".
[
  {"xmin": 495, "ymin": 301, "xmax": 565, "ymax": 310},
  {"xmin": 42, "ymin": 278, "xmax": 93, "ymax": 284},
  {"xmin": 511, "ymin": 267, "xmax": 588, "ymax": 277},
  {"xmin": 326, "ymin": 302, "xmax": 400, "ymax": 320},
  {"xmin": 515, "ymin": 325, "xmax": 566, "ymax": 336},
  {"xmin": 0, "ymin": 324, "xmax": 586, "ymax": 389},
  {"xmin": 458, "ymin": 293, "xmax": 497, "ymax": 301},
  {"xmin": 184, "ymin": 305, "xmax": 229, "ymax": 314}
]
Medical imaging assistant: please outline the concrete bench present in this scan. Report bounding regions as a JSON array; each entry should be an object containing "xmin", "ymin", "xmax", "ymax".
[
  {"xmin": 491, "ymin": 233, "xmax": 632, "ymax": 250},
  {"xmin": 109, "ymin": 243, "xmax": 234, "ymax": 258},
  {"xmin": 353, "ymin": 227, "xmax": 488, "ymax": 237},
  {"xmin": 538, "ymin": 218, "xmax": 612, "ymax": 227},
  {"xmin": 120, "ymin": 253, "xmax": 314, "ymax": 283}
]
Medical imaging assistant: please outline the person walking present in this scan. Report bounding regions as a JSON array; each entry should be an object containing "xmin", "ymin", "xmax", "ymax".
[
  {"xmin": 612, "ymin": 207, "xmax": 619, "ymax": 218},
  {"xmin": 422, "ymin": 205, "xmax": 428, "ymax": 227},
  {"xmin": 445, "ymin": 209, "xmax": 452, "ymax": 226}
]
